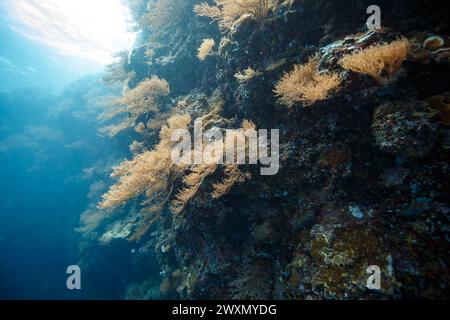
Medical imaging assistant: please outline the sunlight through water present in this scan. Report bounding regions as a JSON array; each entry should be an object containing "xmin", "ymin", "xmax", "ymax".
[{"xmin": 3, "ymin": 0, "xmax": 136, "ymax": 65}]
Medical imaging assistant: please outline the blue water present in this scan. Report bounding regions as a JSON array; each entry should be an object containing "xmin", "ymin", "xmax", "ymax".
[
  {"xmin": 0, "ymin": 77, "xmax": 129, "ymax": 299},
  {"xmin": 0, "ymin": 2, "xmax": 137, "ymax": 297},
  {"xmin": 0, "ymin": 17, "xmax": 102, "ymax": 93}
]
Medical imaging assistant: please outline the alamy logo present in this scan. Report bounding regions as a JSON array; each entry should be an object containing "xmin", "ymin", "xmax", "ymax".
[
  {"xmin": 366, "ymin": 5, "xmax": 381, "ymax": 30},
  {"xmin": 171, "ymin": 118, "xmax": 280, "ymax": 176},
  {"xmin": 366, "ymin": 265, "xmax": 381, "ymax": 290},
  {"xmin": 66, "ymin": 265, "xmax": 81, "ymax": 290}
]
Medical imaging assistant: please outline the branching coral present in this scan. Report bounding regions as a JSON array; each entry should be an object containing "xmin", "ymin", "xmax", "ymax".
[
  {"xmin": 117, "ymin": 76, "xmax": 170, "ymax": 116},
  {"xmin": 99, "ymin": 105, "xmax": 254, "ymax": 240},
  {"xmin": 194, "ymin": 0, "xmax": 274, "ymax": 30},
  {"xmin": 77, "ymin": 206, "xmax": 113, "ymax": 233},
  {"xmin": 129, "ymin": 140, "xmax": 145, "ymax": 155},
  {"xmin": 139, "ymin": 0, "xmax": 189, "ymax": 33},
  {"xmin": 210, "ymin": 120, "xmax": 255, "ymax": 199},
  {"xmin": 211, "ymin": 165, "xmax": 250, "ymax": 199},
  {"xmin": 197, "ymin": 38, "xmax": 216, "ymax": 61},
  {"xmin": 274, "ymin": 55, "xmax": 342, "ymax": 107},
  {"xmin": 98, "ymin": 114, "xmax": 190, "ymax": 209},
  {"xmin": 170, "ymin": 119, "xmax": 255, "ymax": 211},
  {"xmin": 235, "ymin": 68, "xmax": 262, "ymax": 83},
  {"xmin": 98, "ymin": 121, "xmax": 134, "ymax": 138},
  {"xmin": 99, "ymin": 76, "xmax": 170, "ymax": 137},
  {"xmin": 170, "ymin": 164, "xmax": 218, "ymax": 213},
  {"xmin": 100, "ymin": 114, "xmax": 253, "ymax": 207},
  {"xmin": 339, "ymin": 38, "xmax": 410, "ymax": 84},
  {"xmin": 146, "ymin": 112, "xmax": 171, "ymax": 133}
]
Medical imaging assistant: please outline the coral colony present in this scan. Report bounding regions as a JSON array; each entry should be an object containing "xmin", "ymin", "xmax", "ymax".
[{"xmin": 170, "ymin": 118, "xmax": 280, "ymax": 175}]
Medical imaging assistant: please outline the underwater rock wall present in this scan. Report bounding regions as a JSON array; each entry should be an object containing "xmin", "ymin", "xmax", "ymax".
[{"xmin": 80, "ymin": 0, "xmax": 450, "ymax": 299}]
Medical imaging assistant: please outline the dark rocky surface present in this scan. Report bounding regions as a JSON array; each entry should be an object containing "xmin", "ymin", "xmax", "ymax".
[{"xmin": 80, "ymin": 0, "xmax": 450, "ymax": 299}]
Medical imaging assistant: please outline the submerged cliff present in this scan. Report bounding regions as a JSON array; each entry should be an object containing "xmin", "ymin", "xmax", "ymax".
[{"xmin": 78, "ymin": 0, "xmax": 450, "ymax": 299}]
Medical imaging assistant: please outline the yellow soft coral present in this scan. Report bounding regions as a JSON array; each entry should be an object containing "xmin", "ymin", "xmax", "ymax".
[
  {"xmin": 194, "ymin": 0, "xmax": 274, "ymax": 30},
  {"xmin": 99, "ymin": 110, "xmax": 254, "ymax": 242},
  {"xmin": 211, "ymin": 165, "xmax": 250, "ymax": 199},
  {"xmin": 339, "ymin": 38, "xmax": 410, "ymax": 84},
  {"xmin": 98, "ymin": 114, "xmax": 190, "ymax": 209},
  {"xmin": 99, "ymin": 76, "xmax": 170, "ymax": 137},
  {"xmin": 170, "ymin": 164, "xmax": 218, "ymax": 214},
  {"xmin": 235, "ymin": 68, "xmax": 262, "ymax": 83},
  {"xmin": 197, "ymin": 38, "xmax": 216, "ymax": 61},
  {"xmin": 274, "ymin": 55, "xmax": 342, "ymax": 107}
]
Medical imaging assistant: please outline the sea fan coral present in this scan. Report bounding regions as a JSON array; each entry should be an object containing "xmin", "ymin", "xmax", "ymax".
[
  {"xmin": 139, "ymin": 0, "xmax": 189, "ymax": 33},
  {"xmin": 171, "ymin": 118, "xmax": 257, "ymax": 210},
  {"xmin": 274, "ymin": 55, "xmax": 342, "ymax": 107},
  {"xmin": 339, "ymin": 38, "xmax": 410, "ymax": 84},
  {"xmin": 117, "ymin": 76, "xmax": 170, "ymax": 116},
  {"xmin": 77, "ymin": 206, "xmax": 113, "ymax": 233},
  {"xmin": 100, "ymin": 76, "xmax": 170, "ymax": 137},
  {"xmin": 99, "ymin": 105, "xmax": 255, "ymax": 242},
  {"xmin": 197, "ymin": 38, "xmax": 216, "ymax": 61},
  {"xmin": 100, "ymin": 113, "xmax": 249, "ymax": 207},
  {"xmin": 211, "ymin": 165, "xmax": 250, "ymax": 199},
  {"xmin": 194, "ymin": 0, "xmax": 274, "ymax": 30},
  {"xmin": 170, "ymin": 164, "xmax": 218, "ymax": 214},
  {"xmin": 98, "ymin": 114, "xmax": 190, "ymax": 209}
]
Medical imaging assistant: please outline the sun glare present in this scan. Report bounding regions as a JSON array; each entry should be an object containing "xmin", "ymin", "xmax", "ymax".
[{"xmin": 4, "ymin": 0, "xmax": 136, "ymax": 65}]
